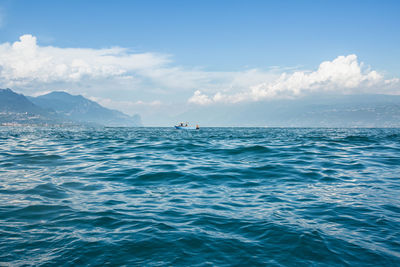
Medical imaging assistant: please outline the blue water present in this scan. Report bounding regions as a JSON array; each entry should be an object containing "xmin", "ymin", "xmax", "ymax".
[{"xmin": 0, "ymin": 127, "xmax": 399, "ymax": 266}]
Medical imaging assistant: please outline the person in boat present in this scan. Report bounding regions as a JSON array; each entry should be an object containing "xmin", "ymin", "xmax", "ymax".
[{"xmin": 180, "ymin": 122, "xmax": 183, "ymax": 126}]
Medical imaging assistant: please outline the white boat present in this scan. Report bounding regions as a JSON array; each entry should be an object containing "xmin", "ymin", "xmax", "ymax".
[{"xmin": 174, "ymin": 123, "xmax": 199, "ymax": 130}]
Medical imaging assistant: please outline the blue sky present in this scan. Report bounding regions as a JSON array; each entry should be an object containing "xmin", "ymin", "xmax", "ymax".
[
  {"xmin": 1, "ymin": 0, "xmax": 399, "ymax": 73},
  {"xmin": 0, "ymin": 0, "xmax": 399, "ymax": 125}
]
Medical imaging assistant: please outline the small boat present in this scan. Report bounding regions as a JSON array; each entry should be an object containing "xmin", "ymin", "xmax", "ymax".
[{"xmin": 175, "ymin": 122, "xmax": 200, "ymax": 130}]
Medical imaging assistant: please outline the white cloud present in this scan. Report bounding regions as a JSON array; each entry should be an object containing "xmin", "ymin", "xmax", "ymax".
[
  {"xmin": 250, "ymin": 54, "xmax": 383, "ymax": 99},
  {"xmin": 189, "ymin": 54, "xmax": 399, "ymax": 105},
  {"xmin": 0, "ymin": 34, "xmax": 169, "ymax": 88},
  {"xmin": 188, "ymin": 90, "xmax": 212, "ymax": 105}
]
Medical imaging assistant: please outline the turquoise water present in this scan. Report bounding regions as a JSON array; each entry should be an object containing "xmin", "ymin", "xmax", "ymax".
[{"xmin": 0, "ymin": 127, "xmax": 399, "ymax": 266}]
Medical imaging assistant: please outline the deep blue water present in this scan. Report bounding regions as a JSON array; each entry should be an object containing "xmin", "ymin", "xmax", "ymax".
[{"xmin": 0, "ymin": 127, "xmax": 399, "ymax": 266}]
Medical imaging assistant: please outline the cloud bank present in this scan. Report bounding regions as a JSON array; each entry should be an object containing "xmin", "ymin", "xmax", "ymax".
[
  {"xmin": 0, "ymin": 34, "xmax": 168, "ymax": 87},
  {"xmin": 189, "ymin": 55, "xmax": 399, "ymax": 105}
]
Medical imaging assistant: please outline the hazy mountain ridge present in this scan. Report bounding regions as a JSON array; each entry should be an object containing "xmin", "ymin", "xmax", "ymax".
[
  {"xmin": 0, "ymin": 88, "xmax": 47, "ymax": 115},
  {"xmin": 0, "ymin": 89, "xmax": 141, "ymax": 126},
  {"xmin": 178, "ymin": 94, "xmax": 400, "ymax": 127},
  {"xmin": 28, "ymin": 91, "xmax": 141, "ymax": 127},
  {"xmin": 0, "ymin": 88, "xmax": 63, "ymax": 125}
]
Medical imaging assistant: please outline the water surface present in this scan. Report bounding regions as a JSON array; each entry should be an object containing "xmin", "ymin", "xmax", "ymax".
[{"xmin": 0, "ymin": 127, "xmax": 399, "ymax": 266}]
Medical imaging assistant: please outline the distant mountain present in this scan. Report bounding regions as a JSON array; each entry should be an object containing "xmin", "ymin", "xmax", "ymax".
[
  {"xmin": 28, "ymin": 91, "xmax": 141, "ymax": 127},
  {"xmin": 0, "ymin": 88, "xmax": 46, "ymax": 114},
  {"xmin": 177, "ymin": 94, "xmax": 400, "ymax": 127},
  {"xmin": 0, "ymin": 88, "xmax": 61, "ymax": 125},
  {"xmin": 0, "ymin": 89, "xmax": 142, "ymax": 126}
]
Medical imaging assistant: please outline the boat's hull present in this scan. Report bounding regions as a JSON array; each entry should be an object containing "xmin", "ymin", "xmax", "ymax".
[{"xmin": 175, "ymin": 126, "xmax": 198, "ymax": 130}]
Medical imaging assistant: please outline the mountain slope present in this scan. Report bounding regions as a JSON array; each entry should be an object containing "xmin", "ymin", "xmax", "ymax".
[
  {"xmin": 29, "ymin": 91, "xmax": 142, "ymax": 126},
  {"xmin": 0, "ymin": 88, "xmax": 46, "ymax": 114},
  {"xmin": 0, "ymin": 88, "xmax": 61, "ymax": 125}
]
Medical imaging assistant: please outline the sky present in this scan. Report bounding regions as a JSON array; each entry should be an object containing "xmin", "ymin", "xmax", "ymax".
[{"xmin": 0, "ymin": 0, "xmax": 399, "ymax": 125}]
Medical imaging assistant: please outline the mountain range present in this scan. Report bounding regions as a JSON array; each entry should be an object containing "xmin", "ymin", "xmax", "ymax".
[{"xmin": 0, "ymin": 88, "xmax": 141, "ymax": 127}]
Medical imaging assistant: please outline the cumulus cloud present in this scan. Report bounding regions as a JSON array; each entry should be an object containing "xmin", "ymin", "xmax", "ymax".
[
  {"xmin": 188, "ymin": 90, "xmax": 213, "ymax": 105},
  {"xmin": 188, "ymin": 54, "xmax": 399, "ymax": 105},
  {"xmin": 250, "ymin": 55, "xmax": 382, "ymax": 99},
  {"xmin": 0, "ymin": 34, "xmax": 169, "ymax": 88}
]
